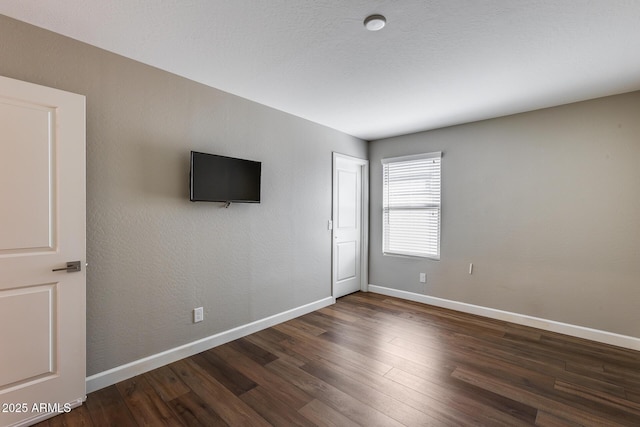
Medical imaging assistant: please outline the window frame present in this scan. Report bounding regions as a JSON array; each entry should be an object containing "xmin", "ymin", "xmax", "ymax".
[{"xmin": 381, "ymin": 151, "xmax": 442, "ymax": 260}]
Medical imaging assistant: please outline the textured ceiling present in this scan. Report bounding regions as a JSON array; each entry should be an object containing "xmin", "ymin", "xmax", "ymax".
[{"xmin": 2, "ymin": 1, "xmax": 640, "ymax": 140}]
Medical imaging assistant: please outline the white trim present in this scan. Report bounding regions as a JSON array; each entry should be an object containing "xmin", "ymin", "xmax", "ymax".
[
  {"xmin": 85, "ymin": 296, "xmax": 335, "ymax": 393},
  {"xmin": 361, "ymin": 159, "xmax": 370, "ymax": 293},
  {"xmin": 368, "ymin": 285, "xmax": 640, "ymax": 351},
  {"xmin": 381, "ymin": 151, "xmax": 442, "ymax": 164},
  {"xmin": 332, "ymin": 152, "xmax": 369, "ymax": 295},
  {"xmin": 333, "ymin": 152, "xmax": 369, "ymax": 165}
]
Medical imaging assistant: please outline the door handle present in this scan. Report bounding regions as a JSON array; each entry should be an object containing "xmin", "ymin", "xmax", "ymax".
[{"xmin": 52, "ymin": 261, "xmax": 82, "ymax": 273}]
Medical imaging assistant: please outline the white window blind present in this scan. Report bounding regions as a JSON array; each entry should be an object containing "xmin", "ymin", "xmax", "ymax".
[{"xmin": 382, "ymin": 152, "xmax": 441, "ymax": 259}]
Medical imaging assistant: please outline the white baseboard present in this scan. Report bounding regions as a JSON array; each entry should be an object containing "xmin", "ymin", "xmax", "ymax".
[
  {"xmin": 86, "ymin": 296, "xmax": 335, "ymax": 393},
  {"xmin": 368, "ymin": 285, "xmax": 640, "ymax": 352}
]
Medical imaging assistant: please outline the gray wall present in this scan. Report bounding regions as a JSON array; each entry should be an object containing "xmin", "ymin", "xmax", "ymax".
[
  {"xmin": 0, "ymin": 15, "xmax": 366, "ymax": 375},
  {"xmin": 370, "ymin": 92, "xmax": 640, "ymax": 338}
]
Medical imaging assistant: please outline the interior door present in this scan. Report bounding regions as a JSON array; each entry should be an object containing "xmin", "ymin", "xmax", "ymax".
[
  {"xmin": 332, "ymin": 153, "xmax": 368, "ymax": 298},
  {"xmin": 0, "ymin": 76, "xmax": 86, "ymax": 427}
]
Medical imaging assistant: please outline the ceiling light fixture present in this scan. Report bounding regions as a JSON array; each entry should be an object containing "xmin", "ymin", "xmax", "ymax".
[{"xmin": 364, "ymin": 14, "xmax": 386, "ymax": 31}]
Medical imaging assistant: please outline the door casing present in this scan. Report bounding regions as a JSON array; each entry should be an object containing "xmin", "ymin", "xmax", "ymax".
[{"xmin": 331, "ymin": 152, "xmax": 369, "ymax": 298}]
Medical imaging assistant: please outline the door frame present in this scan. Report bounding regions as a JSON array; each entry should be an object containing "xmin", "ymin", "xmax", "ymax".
[{"xmin": 331, "ymin": 152, "xmax": 369, "ymax": 297}]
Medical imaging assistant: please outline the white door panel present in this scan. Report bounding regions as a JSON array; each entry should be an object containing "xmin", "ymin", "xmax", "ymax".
[
  {"xmin": 0, "ymin": 284, "xmax": 55, "ymax": 387},
  {"xmin": 337, "ymin": 169, "xmax": 357, "ymax": 229},
  {"xmin": 336, "ymin": 241, "xmax": 357, "ymax": 282},
  {"xmin": 0, "ymin": 101, "xmax": 54, "ymax": 253},
  {"xmin": 0, "ymin": 75, "xmax": 86, "ymax": 427}
]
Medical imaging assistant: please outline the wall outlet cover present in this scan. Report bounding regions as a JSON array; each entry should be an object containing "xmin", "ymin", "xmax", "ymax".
[{"xmin": 193, "ymin": 307, "xmax": 204, "ymax": 323}]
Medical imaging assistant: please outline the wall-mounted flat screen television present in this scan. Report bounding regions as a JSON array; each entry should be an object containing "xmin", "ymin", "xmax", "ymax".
[{"xmin": 190, "ymin": 151, "xmax": 261, "ymax": 203}]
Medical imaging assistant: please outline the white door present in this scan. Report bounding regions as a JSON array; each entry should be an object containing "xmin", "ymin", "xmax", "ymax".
[
  {"xmin": 332, "ymin": 153, "xmax": 368, "ymax": 298},
  {"xmin": 0, "ymin": 76, "xmax": 86, "ymax": 427}
]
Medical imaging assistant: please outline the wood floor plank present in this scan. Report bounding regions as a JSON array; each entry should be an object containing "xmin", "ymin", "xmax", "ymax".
[
  {"xmin": 554, "ymin": 379, "xmax": 640, "ymax": 418},
  {"xmin": 384, "ymin": 366, "xmax": 537, "ymax": 426},
  {"xmin": 541, "ymin": 333, "xmax": 640, "ymax": 366},
  {"xmin": 84, "ymin": 385, "xmax": 138, "ymax": 427},
  {"xmin": 143, "ymin": 365, "xmax": 190, "ymax": 402},
  {"xmin": 535, "ymin": 410, "xmax": 583, "ymax": 426},
  {"xmin": 360, "ymin": 306, "xmax": 563, "ymax": 371},
  {"xmin": 168, "ymin": 391, "xmax": 228, "ymax": 426},
  {"xmin": 249, "ymin": 325, "xmax": 290, "ymax": 343},
  {"xmin": 170, "ymin": 358, "xmax": 271, "ymax": 427},
  {"xmin": 350, "ymin": 293, "xmax": 507, "ymax": 337},
  {"xmin": 272, "ymin": 322, "xmax": 321, "ymax": 343},
  {"xmin": 239, "ymin": 386, "xmax": 316, "ymax": 427},
  {"xmin": 316, "ymin": 306, "xmax": 360, "ymax": 323},
  {"xmin": 279, "ymin": 331, "xmax": 495, "ymax": 424},
  {"xmin": 300, "ymin": 359, "xmax": 441, "ymax": 426},
  {"xmin": 244, "ymin": 331, "xmax": 307, "ymax": 367},
  {"xmin": 266, "ymin": 358, "xmax": 406, "ymax": 427},
  {"xmin": 627, "ymin": 390, "xmax": 640, "ymax": 404},
  {"xmin": 116, "ymin": 375, "xmax": 183, "ymax": 426},
  {"xmin": 298, "ymin": 399, "xmax": 360, "ymax": 427},
  {"xmin": 285, "ymin": 317, "xmax": 328, "ymax": 337},
  {"xmin": 47, "ymin": 404, "xmax": 94, "ymax": 427},
  {"xmin": 209, "ymin": 344, "xmax": 313, "ymax": 410},
  {"xmin": 194, "ymin": 351, "xmax": 257, "ymax": 396},
  {"xmin": 295, "ymin": 314, "xmax": 398, "ymax": 354},
  {"xmin": 503, "ymin": 325, "xmax": 542, "ymax": 342},
  {"xmin": 227, "ymin": 337, "xmax": 279, "ymax": 366},
  {"xmin": 604, "ymin": 362, "xmax": 640, "ymax": 385},
  {"xmin": 452, "ymin": 365, "xmax": 637, "ymax": 426},
  {"xmin": 565, "ymin": 361, "xmax": 640, "ymax": 391},
  {"xmin": 387, "ymin": 336, "xmax": 558, "ymax": 394},
  {"xmin": 277, "ymin": 325, "xmax": 395, "ymax": 377},
  {"xmin": 310, "ymin": 323, "xmax": 534, "ymax": 426},
  {"xmin": 451, "ymin": 331, "xmax": 568, "ymax": 370}
]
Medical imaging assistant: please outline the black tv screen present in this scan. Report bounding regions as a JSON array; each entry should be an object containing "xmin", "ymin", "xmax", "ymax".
[{"xmin": 190, "ymin": 151, "xmax": 261, "ymax": 203}]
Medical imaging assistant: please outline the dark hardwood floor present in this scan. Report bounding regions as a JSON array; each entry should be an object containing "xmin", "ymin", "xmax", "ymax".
[{"xmin": 35, "ymin": 292, "xmax": 640, "ymax": 426}]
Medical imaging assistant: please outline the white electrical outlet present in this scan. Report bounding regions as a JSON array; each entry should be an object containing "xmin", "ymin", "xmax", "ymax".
[
  {"xmin": 193, "ymin": 307, "xmax": 204, "ymax": 323},
  {"xmin": 419, "ymin": 273, "xmax": 426, "ymax": 283}
]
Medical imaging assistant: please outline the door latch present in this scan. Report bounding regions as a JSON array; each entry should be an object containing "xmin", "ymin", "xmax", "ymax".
[{"xmin": 52, "ymin": 261, "xmax": 82, "ymax": 273}]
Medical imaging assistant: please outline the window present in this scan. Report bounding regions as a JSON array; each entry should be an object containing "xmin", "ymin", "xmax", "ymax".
[{"xmin": 382, "ymin": 152, "xmax": 441, "ymax": 259}]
